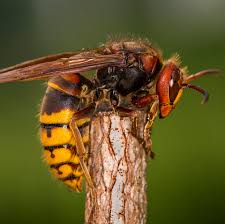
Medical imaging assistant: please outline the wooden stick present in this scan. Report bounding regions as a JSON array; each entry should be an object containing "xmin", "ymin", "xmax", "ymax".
[{"xmin": 85, "ymin": 111, "xmax": 148, "ymax": 224}]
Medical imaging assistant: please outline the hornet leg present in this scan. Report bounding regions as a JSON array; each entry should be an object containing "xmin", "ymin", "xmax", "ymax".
[
  {"xmin": 132, "ymin": 93, "xmax": 159, "ymax": 158},
  {"xmin": 144, "ymin": 99, "xmax": 159, "ymax": 158},
  {"xmin": 69, "ymin": 111, "xmax": 96, "ymax": 197}
]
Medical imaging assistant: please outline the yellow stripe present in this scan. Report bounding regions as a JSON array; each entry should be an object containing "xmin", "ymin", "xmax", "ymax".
[
  {"xmin": 43, "ymin": 148, "xmax": 72, "ymax": 165},
  {"xmin": 40, "ymin": 127, "xmax": 75, "ymax": 146},
  {"xmin": 51, "ymin": 164, "xmax": 73, "ymax": 179},
  {"xmin": 40, "ymin": 109, "xmax": 75, "ymax": 124}
]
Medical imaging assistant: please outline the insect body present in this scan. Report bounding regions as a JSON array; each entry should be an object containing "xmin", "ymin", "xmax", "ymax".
[
  {"xmin": 0, "ymin": 39, "xmax": 218, "ymax": 191},
  {"xmin": 40, "ymin": 74, "xmax": 94, "ymax": 191}
]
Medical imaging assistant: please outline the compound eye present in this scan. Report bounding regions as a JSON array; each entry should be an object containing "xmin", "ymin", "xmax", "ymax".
[
  {"xmin": 171, "ymin": 69, "xmax": 180, "ymax": 81},
  {"xmin": 169, "ymin": 70, "xmax": 182, "ymax": 103}
]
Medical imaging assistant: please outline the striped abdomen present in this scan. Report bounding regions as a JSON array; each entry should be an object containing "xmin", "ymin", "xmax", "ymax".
[{"xmin": 40, "ymin": 74, "xmax": 92, "ymax": 192}]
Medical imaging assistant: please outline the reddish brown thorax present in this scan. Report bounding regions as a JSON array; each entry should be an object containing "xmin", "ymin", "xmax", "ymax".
[{"xmin": 141, "ymin": 54, "xmax": 159, "ymax": 74}]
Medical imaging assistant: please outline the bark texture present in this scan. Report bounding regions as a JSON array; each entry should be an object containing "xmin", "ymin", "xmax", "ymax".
[{"xmin": 85, "ymin": 111, "xmax": 148, "ymax": 224}]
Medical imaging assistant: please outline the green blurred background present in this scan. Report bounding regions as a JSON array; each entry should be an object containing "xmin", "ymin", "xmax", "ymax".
[{"xmin": 0, "ymin": 0, "xmax": 224, "ymax": 223}]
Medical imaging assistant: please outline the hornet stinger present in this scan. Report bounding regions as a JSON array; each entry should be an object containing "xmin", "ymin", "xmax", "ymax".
[{"xmin": 0, "ymin": 38, "xmax": 218, "ymax": 192}]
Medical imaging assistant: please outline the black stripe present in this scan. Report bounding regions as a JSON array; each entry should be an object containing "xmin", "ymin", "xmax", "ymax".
[
  {"xmin": 41, "ymin": 87, "xmax": 80, "ymax": 115},
  {"xmin": 41, "ymin": 121, "xmax": 90, "ymax": 129},
  {"xmin": 44, "ymin": 144, "xmax": 73, "ymax": 151},
  {"xmin": 41, "ymin": 123, "xmax": 69, "ymax": 129},
  {"xmin": 41, "ymin": 123, "xmax": 69, "ymax": 138},
  {"xmin": 50, "ymin": 162, "xmax": 79, "ymax": 169},
  {"xmin": 41, "ymin": 122, "xmax": 90, "ymax": 137},
  {"xmin": 61, "ymin": 174, "xmax": 79, "ymax": 181}
]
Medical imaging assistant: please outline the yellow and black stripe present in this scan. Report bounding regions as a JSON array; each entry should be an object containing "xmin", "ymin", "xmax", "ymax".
[{"xmin": 40, "ymin": 74, "xmax": 92, "ymax": 192}]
